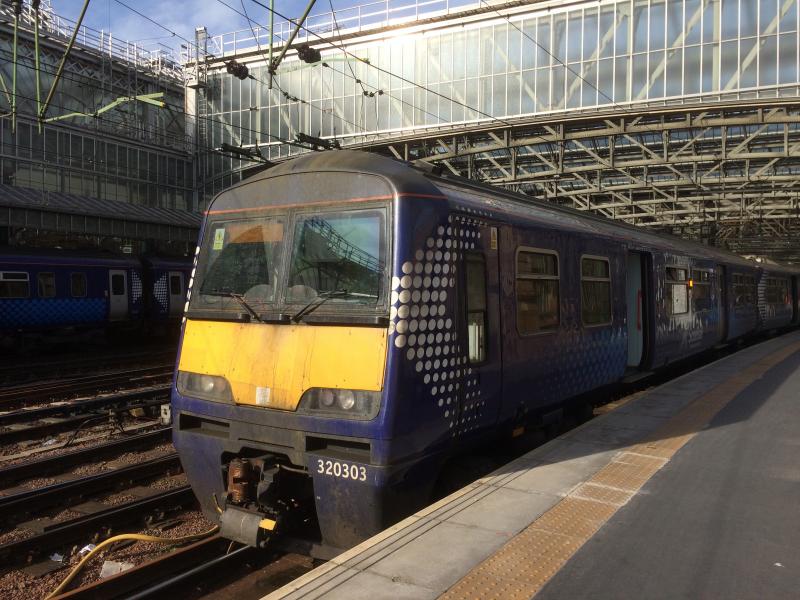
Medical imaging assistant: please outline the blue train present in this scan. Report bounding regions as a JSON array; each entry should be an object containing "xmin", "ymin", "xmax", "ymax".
[
  {"xmin": 172, "ymin": 151, "xmax": 800, "ymax": 551},
  {"xmin": 0, "ymin": 249, "xmax": 191, "ymax": 348}
]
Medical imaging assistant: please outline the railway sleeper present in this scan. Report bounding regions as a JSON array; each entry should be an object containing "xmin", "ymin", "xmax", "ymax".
[{"xmin": 0, "ymin": 486, "xmax": 196, "ymax": 568}]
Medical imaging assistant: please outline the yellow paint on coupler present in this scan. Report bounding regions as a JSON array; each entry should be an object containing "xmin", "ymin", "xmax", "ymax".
[{"xmin": 178, "ymin": 320, "xmax": 387, "ymax": 410}]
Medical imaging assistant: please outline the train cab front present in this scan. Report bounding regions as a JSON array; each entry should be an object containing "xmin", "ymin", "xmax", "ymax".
[{"xmin": 171, "ymin": 160, "xmax": 414, "ymax": 551}]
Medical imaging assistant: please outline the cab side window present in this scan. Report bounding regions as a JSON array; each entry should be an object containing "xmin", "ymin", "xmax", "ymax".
[{"xmin": 465, "ymin": 253, "xmax": 487, "ymax": 364}]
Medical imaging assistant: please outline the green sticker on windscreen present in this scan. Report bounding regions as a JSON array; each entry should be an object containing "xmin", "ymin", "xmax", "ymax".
[{"xmin": 212, "ymin": 228, "xmax": 225, "ymax": 250}]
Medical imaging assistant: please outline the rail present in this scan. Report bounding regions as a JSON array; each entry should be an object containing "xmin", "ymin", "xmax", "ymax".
[
  {"xmin": 0, "ymin": 427, "xmax": 171, "ymax": 484},
  {"xmin": 0, "ymin": 486, "xmax": 195, "ymax": 566},
  {"xmin": 0, "ymin": 453, "xmax": 182, "ymax": 526}
]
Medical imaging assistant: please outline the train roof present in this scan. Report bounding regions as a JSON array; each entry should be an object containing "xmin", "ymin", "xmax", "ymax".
[
  {"xmin": 0, "ymin": 247, "xmax": 141, "ymax": 268},
  {"xmin": 140, "ymin": 255, "xmax": 193, "ymax": 270},
  {"xmin": 224, "ymin": 151, "xmax": 799, "ymax": 274}
]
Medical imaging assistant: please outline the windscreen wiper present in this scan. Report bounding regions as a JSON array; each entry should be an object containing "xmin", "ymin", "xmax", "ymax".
[
  {"xmin": 291, "ymin": 290, "xmax": 349, "ymax": 322},
  {"xmin": 200, "ymin": 289, "xmax": 264, "ymax": 323},
  {"xmin": 291, "ymin": 290, "xmax": 379, "ymax": 322}
]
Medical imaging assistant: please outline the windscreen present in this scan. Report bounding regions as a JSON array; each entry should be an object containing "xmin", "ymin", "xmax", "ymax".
[
  {"xmin": 189, "ymin": 206, "xmax": 388, "ymax": 316},
  {"xmin": 191, "ymin": 216, "xmax": 285, "ymax": 311},
  {"xmin": 286, "ymin": 210, "xmax": 385, "ymax": 304}
]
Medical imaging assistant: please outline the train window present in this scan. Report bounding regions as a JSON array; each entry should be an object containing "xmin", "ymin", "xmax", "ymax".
[
  {"xmin": 665, "ymin": 266, "xmax": 688, "ymax": 315},
  {"xmin": 111, "ymin": 274, "xmax": 125, "ymax": 296},
  {"xmin": 37, "ymin": 273, "xmax": 56, "ymax": 298},
  {"xmin": 0, "ymin": 272, "xmax": 30, "ymax": 298},
  {"xmin": 195, "ymin": 216, "xmax": 285, "ymax": 308},
  {"xmin": 465, "ymin": 253, "xmax": 487, "ymax": 363},
  {"xmin": 580, "ymin": 256, "xmax": 611, "ymax": 326},
  {"xmin": 766, "ymin": 278, "xmax": 789, "ymax": 305},
  {"xmin": 733, "ymin": 274, "xmax": 756, "ymax": 307},
  {"xmin": 286, "ymin": 209, "xmax": 385, "ymax": 304},
  {"xmin": 70, "ymin": 273, "xmax": 87, "ymax": 298},
  {"xmin": 516, "ymin": 249, "xmax": 559, "ymax": 334},
  {"xmin": 690, "ymin": 269, "xmax": 713, "ymax": 312},
  {"xmin": 170, "ymin": 274, "xmax": 183, "ymax": 295}
]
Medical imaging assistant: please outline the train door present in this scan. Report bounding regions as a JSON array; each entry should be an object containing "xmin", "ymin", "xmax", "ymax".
[
  {"xmin": 792, "ymin": 276, "xmax": 799, "ymax": 324},
  {"xmin": 457, "ymin": 221, "xmax": 503, "ymax": 436},
  {"xmin": 108, "ymin": 269, "xmax": 129, "ymax": 321},
  {"xmin": 626, "ymin": 253, "xmax": 644, "ymax": 367},
  {"xmin": 168, "ymin": 271, "xmax": 185, "ymax": 316},
  {"xmin": 716, "ymin": 265, "xmax": 728, "ymax": 339}
]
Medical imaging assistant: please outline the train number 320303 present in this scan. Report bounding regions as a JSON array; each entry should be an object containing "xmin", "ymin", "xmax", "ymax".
[{"xmin": 316, "ymin": 459, "xmax": 367, "ymax": 481}]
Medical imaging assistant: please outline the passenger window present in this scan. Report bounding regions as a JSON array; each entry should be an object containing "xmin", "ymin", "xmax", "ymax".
[
  {"xmin": 690, "ymin": 269, "xmax": 713, "ymax": 312},
  {"xmin": 71, "ymin": 273, "xmax": 87, "ymax": 298},
  {"xmin": 169, "ymin": 274, "xmax": 183, "ymax": 295},
  {"xmin": 0, "ymin": 272, "xmax": 30, "ymax": 298},
  {"xmin": 765, "ymin": 278, "xmax": 789, "ymax": 305},
  {"xmin": 111, "ymin": 274, "xmax": 125, "ymax": 296},
  {"xmin": 581, "ymin": 257, "xmax": 611, "ymax": 326},
  {"xmin": 37, "ymin": 272, "xmax": 56, "ymax": 298},
  {"xmin": 516, "ymin": 249, "xmax": 559, "ymax": 333},
  {"xmin": 666, "ymin": 266, "xmax": 688, "ymax": 315},
  {"xmin": 465, "ymin": 253, "xmax": 487, "ymax": 364}
]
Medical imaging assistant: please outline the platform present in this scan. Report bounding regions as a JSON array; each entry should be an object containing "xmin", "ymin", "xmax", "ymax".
[{"xmin": 265, "ymin": 331, "xmax": 800, "ymax": 600}]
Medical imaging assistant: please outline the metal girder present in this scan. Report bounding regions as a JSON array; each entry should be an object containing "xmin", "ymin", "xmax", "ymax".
[{"xmin": 357, "ymin": 99, "xmax": 800, "ymax": 261}]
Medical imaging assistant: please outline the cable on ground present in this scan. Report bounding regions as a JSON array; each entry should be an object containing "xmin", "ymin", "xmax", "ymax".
[{"xmin": 45, "ymin": 526, "xmax": 219, "ymax": 599}]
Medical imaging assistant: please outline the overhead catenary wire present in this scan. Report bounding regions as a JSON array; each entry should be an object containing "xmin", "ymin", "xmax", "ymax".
[
  {"xmin": 109, "ymin": 0, "xmax": 372, "ymax": 150},
  {"xmin": 474, "ymin": 0, "xmax": 706, "ymax": 181},
  {"xmin": 244, "ymin": 0, "xmax": 518, "ymax": 128},
  {"xmin": 0, "ymin": 83, "xmax": 298, "ymax": 153},
  {"xmin": 212, "ymin": 0, "xmax": 466, "ymax": 139},
  {"xmin": 113, "ymin": 0, "xmax": 523, "ymax": 156},
  {"xmin": 0, "ymin": 48, "xmax": 321, "ymax": 153},
  {"xmin": 236, "ymin": 0, "xmax": 369, "ymax": 139},
  {"xmin": 223, "ymin": 0, "xmax": 697, "ymax": 199}
]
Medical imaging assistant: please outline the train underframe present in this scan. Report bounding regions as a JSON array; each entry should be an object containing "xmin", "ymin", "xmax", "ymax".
[{"xmin": 172, "ymin": 408, "xmax": 440, "ymax": 551}]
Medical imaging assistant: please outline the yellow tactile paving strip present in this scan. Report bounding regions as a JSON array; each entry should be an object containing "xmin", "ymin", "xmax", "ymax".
[{"xmin": 440, "ymin": 340, "xmax": 800, "ymax": 600}]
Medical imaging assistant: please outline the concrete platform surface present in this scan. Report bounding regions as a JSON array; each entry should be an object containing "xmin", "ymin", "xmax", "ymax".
[{"xmin": 263, "ymin": 331, "xmax": 800, "ymax": 600}]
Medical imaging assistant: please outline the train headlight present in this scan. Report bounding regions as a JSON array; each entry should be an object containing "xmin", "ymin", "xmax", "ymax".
[
  {"xmin": 337, "ymin": 390, "xmax": 356, "ymax": 410},
  {"xmin": 176, "ymin": 371, "xmax": 233, "ymax": 403},
  {"xmin": 319, "ymin": 389, "xmax": 336, "ymax": 407},
  {"xmin": 299, "ymin": 388, "xmax": 381, "ymax": 420}
]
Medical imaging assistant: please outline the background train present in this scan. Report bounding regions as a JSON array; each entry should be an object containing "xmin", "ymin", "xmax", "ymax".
[
  {"xmin": 171, "ymin": 151, "xmax": 800, "ymax": 552},
  {"xmin": 0, "ymin": 248, "xmax": 191, "ymax": 348}
]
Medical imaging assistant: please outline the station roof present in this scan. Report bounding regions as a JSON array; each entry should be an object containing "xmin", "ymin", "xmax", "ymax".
[{"xmin": 0, "ymin": 184, "xmax": 200, "ymax": 243}]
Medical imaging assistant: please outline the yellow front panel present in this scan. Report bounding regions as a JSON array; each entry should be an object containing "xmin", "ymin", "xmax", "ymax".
[{"xmin": 178, "ymin": 320, "xmax": 388, "ymax": 410}]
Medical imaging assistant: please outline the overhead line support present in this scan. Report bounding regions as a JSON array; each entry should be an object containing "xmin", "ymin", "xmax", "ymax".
[
  {"xmin": 39, "ymin": 0, "xmax": 91, "ymax": 122},
  {"xmin": 268, "ymin": 0, "xmax": 317, "ymax": 76},
  {"xmin": 268, "ymin": 0, "xmax": 274, "ymax": 89},
  {"xmin": 33, "ymin": 0, "xmax": 42, "ymax": 133},
  {"xmin": 11, "ymin": 0, "xmax": 21, "ymax": 132}
]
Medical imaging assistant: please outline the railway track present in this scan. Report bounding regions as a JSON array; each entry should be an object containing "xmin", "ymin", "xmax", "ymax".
[
  {"xmin": 0, "ymin": 388, "xmax": 170, "ymax": 446},
  {"xmin": 0, "ymin": 486, "xmax": 195, "ymax": 567},
  {"xmin": 0, "ymin": 454, "xmax": 182, "ymax": 526},
  {"xmin": 0, "ymin": 367, "xmax": 174, "ymax": 410},
  {"xmin": 54, "ymin": 536, "xmax": 253, "ymax": 599},
  {"xmin": 0, "ymin": 428, "xmax": 171, "ymax": 484},
  {"xmin": 0, "ymin": 349, "xmax": 176, "ymax": 386}
]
